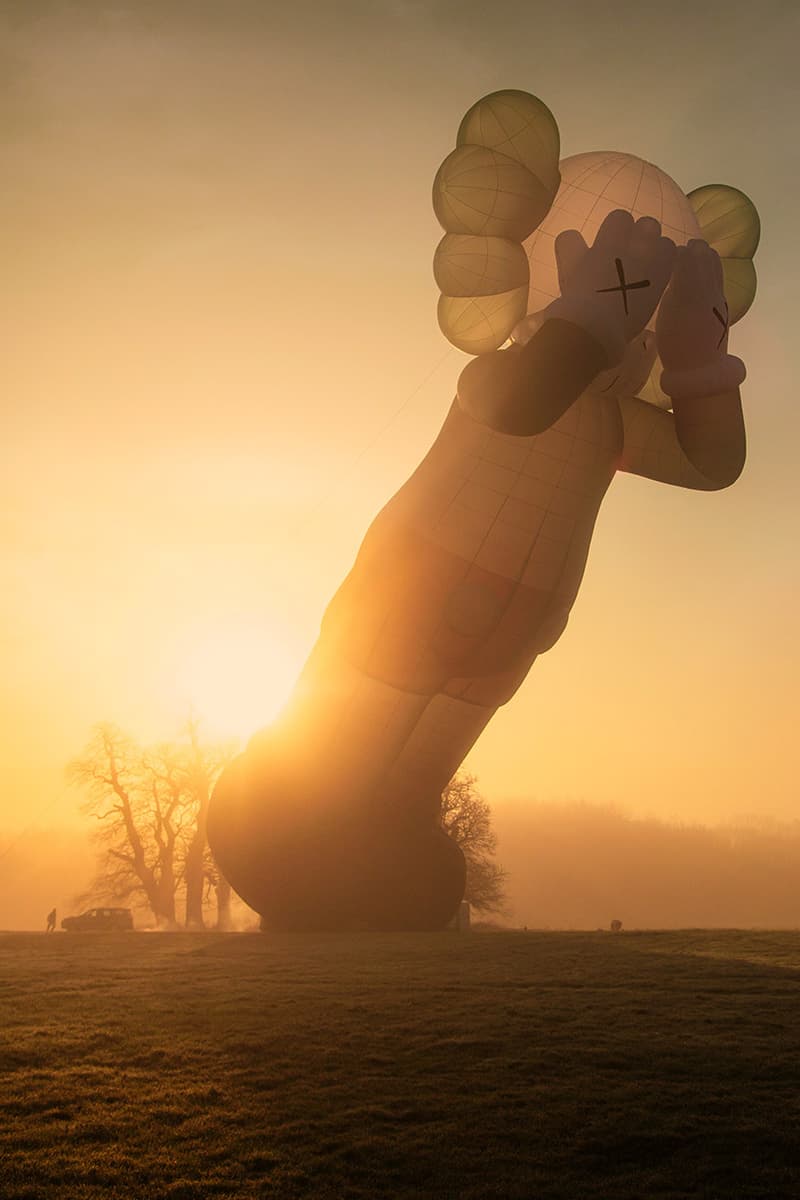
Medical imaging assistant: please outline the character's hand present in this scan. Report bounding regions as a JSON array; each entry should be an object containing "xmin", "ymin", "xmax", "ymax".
[
  {"xmin": 657, "ymin": 239, "xmax": 745, "ymax": 400},
  {"xmin": 544, "ymin": 209, "xmax": 676, "ymax": 367}
]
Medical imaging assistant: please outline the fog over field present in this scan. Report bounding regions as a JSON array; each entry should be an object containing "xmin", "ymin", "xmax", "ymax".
[
  {"xmin": 4, "ymin": 801, "xmax": 800, "ymax": 932},
  {"xmin": 492, "ymin": 801, "xmax": 800, "ymax": 930}
]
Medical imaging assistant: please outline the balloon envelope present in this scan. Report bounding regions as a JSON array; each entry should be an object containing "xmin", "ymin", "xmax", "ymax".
[
  {"xmin": 433, "ymin": 144, "xmax": 553, "ymax": 242},
  {"xmin": 437, "ymin": 287, "xmax": 529, "ymax": 355},
  {"xmin": 456, "ymin": 88, "xmax": 561, "ymax": 195},
  {"xmin": 721, "ymin": 257, "xmax": 758, "ymax": 323},
  {"xmin": 434, "ymin": 234, "xmax": 530, "ymax": 298},
  {"xmin": 688, "ymin": 183, "xmax": 760, "ymax": 259}
]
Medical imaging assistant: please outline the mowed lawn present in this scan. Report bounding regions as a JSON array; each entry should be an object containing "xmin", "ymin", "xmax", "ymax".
[{"xmin": 1, "ymin": 931, "xmax": 799, "ymax": 1199}]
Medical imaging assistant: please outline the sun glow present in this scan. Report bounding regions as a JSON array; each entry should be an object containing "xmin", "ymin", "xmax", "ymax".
[{"xmin": 167, "ymin": 622, "xmax": 306, "ymax": 743}]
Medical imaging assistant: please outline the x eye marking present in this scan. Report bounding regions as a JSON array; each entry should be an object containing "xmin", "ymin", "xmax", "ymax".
[
  {"xmin": 596, "ymin": 258, "xmax": 651, "ymax": 316},
  {"xmin": 713, "ymin": 301, "xmax": 729, "ymax": 349}
]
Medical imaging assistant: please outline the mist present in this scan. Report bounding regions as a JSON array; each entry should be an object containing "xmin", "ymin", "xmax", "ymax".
[
  {"xmin": 0, "ymin": 828, "xmax": 94, "ymax": 932},
  {"xmin": 494, "ymin": 801, "xmax": 800, "ymax": 930},
  {"xmin": 3, "ymin": 803, "xmax": 800, "ymax": 931}
]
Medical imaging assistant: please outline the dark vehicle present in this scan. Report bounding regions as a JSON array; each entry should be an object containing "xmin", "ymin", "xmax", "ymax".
[{"xmin": 61, "ymin": 908, "xmax": 134, "ymax": 932}]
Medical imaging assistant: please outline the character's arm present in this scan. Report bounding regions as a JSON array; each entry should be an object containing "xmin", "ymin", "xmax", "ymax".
[
  {"xmin": 617, "ymin": 390, "xmax": 745, "ymax": 490},
  {"xmin": 619, "ymin": 240, "xmax": 747, "ymax": 491},
  {"xmin": 456, "ymin": 210, "xmax": 675, "ymax": 437},
  {"xmin": 456, "ymin": 319, "xmax": 607, "ymax": 437}
]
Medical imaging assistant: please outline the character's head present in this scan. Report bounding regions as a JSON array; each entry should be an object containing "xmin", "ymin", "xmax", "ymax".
[{"xmin": 432, "ymin": 91, "xmax": 760, "ymax": 406}]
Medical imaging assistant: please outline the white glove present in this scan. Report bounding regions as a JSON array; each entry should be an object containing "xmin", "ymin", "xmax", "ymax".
[
  {"xmin": 544, "ymin": 209, "xmax": 677, "ymax": 367},
  {"xmin": 657, "ymin": 239, "xmax": 746, "ymax": 401}
]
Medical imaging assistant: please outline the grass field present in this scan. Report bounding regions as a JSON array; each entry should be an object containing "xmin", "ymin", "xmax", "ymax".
[{"xmin": 1, "ymin": 930, "xmax": 799, "ymax": 1199}]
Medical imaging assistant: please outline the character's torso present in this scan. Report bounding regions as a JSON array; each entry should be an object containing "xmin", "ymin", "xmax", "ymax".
[{"xmin": 320, "ymin": 392, "xmax": 623, "ymax": 700}]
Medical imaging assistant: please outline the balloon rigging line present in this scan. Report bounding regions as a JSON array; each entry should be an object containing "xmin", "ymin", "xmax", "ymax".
[
  {"xmin": 266, "ymin": 346, "xmax": 457, "ymax": 609},
  {"xmin": 304, "ymin": 346, "xmax": 456, "ymax": 524},
  {"xmin": 2, "ymin": 354, "xmax": 458, "ymax": 861}
]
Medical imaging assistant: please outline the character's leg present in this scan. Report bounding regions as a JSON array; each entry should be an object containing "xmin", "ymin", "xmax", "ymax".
[
  {"xmin": 209, "ymin": 575, "xmax": 564, "ymax": 931},
  {"xmin": 209, "ymin": 738, "xmax": 466, "ymax": 931},
  {"xmin": 376, "ymin": 691, "xmax": 497, "ymax": 821}
]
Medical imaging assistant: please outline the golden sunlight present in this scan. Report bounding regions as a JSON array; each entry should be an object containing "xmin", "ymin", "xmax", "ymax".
[{"xmin": 166, "ymin": 622, "xmax": 305, "ymax": 742}]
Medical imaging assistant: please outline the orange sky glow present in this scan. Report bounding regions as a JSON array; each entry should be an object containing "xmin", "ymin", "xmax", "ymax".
[{"xmin": 2, "ymin": 0, "xmax": 798, "ymax": 845}]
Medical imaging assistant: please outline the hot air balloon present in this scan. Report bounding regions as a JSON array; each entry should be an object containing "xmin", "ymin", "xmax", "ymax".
[{"xmin": 208, "ymin": 91, "xmax": 756, "ymax": 931}]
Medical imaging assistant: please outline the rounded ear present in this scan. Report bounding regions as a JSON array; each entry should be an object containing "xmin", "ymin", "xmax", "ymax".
[
  {"xmin": 721, "ymin": 258, "xmax": 757, "ymax": 324},
  {"xmin": 433, "ymin": 144, "xmax": 554, "ymax": 241},
  {"xmin": 433, "ymin": 91, "xmax": 561, "ymax": 355},
  {"xmin": 687, "ymin": 184, "xmax": 760, "ymax": 259},
  {"xmin": 437, "ymin": 288, "xmax": 529, "ymax": 356},
  {"xmin": 433, "ymin": 235, "xmax": 529, "ymax": 297},
  {"xmin": 456, "ymin": 89, "xmax": 561, "ymax": 196},
  {"xmin": 687, "ymin": 184, "xmax": 760, "ymax": 323}
]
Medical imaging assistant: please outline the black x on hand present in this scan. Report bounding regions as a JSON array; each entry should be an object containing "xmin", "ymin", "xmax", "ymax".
[{"xmin": 596, "ymin": 258, "xmax": 651, "ymax": 316}]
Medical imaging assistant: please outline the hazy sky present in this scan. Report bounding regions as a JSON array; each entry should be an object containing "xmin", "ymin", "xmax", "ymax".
[{"xmin": 2, "ymin": 0, "xmax": 798, "ymax": 839}]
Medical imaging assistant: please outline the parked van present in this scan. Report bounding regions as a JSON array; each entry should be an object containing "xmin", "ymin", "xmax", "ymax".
[{"xmin": 61, "ymin": 908, "xmax": 134, "ymax": 932}]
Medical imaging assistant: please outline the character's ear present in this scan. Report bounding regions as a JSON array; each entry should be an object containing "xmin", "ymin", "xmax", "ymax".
[
  {"xmin": 456, "ymin": 88, "xmax": 561, "ymax": 195},
  {"xmin": 433, "ymin": 90, "xmax": 561, "ymax": 355},
  {"xmin": 433, "ymin": 234, "xmax": 530, "ymax": 355},
  {"xmin": 687, "ymin": 184, "xmax": 760, "ymax": 323}
]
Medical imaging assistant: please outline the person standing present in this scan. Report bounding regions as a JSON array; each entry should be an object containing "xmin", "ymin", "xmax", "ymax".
[{"xmin": 45, "ymin": 908, "xmax": 56, "ymax": 933}]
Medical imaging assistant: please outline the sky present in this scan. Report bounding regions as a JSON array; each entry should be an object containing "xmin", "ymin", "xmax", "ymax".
[{"xmin": 2, "ymin": 0, "xmax": 799, "ymax": 854}]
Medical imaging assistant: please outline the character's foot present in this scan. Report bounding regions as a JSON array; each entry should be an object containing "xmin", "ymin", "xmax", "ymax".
[{"xmin": 208, "ymin": 753, "xmax": 465, "ymax": 932}]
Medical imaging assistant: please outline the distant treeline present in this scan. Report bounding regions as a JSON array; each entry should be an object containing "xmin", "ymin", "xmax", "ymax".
[{"xmin": 494, "ymin": 802, "xmax": 800, "ymax": 930}]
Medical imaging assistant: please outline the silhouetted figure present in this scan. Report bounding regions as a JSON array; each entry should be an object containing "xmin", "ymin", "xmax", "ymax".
[
  {"xmin": 46, "ymin": 908, "xmax": 56, "ymax": 933},
  {"xmin": 610, "ymin": 919, "xmax": 623, "ymax": 933}
]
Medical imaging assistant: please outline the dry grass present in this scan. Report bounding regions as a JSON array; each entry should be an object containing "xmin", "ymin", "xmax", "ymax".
[{"xmin": 1, "ymin": 930, "xmax": 799, "ymax": 1198}]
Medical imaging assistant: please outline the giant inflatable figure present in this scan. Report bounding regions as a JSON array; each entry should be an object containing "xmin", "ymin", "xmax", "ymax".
[{"xmin": 208, "ymin": 91, "xmax": 759, "ymax": 931}]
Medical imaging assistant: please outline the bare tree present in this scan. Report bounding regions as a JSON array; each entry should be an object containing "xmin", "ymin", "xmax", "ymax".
[
  {"xmin": 67, "ymin": 724, "xmax": 181, "ymax": 927},
  {"xmin": 68, "ymin": 721, "xmax": 237, "ymax": 929},
  {"xmin": 440, "ymin": 772, "xmax": 509, "ymax": 915}
]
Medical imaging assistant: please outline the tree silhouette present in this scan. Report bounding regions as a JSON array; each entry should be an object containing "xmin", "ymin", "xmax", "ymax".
[
  {"xmin": 440, "ymin": 772, "xmax": 509, "ymax": 915},
  {"xmin": 67, "ymin": 721, "xmax": 236, "ymax": 929}
]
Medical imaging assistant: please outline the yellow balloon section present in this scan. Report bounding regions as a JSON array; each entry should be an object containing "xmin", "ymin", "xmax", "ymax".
[
  {"xmin": 687, "ymin": 184, "xmax": 760, "ymax": 259},
  {"xmin": 720, "ymin": 258, "xmax": 758, "ymax": 325},
  {"xmin": 433, "ymin": 145, "xmax": 553, "ymax": 241},
  {"xmin": 688, "ymin": 184, "xmax": 759, "ymax": 323},
  {"xmin": 433, "ymin": 90, "xmax": 561, "ymax": 355},
  {"xmin": 437, "ymin": 289, "xmax": 531, "ymax": 357},
  {"xmin": 456, "ymin": 87, "xmax": 562, "ymax": 195},
  {"xmin": 433, "ymin": 235, "xmax": 530, "ymax": 297}
]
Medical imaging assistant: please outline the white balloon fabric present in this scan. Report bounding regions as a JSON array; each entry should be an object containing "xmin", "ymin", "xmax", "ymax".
[
  {"xmin": 522, "ymin": 153, "xmax": 704, "ymax": 408},
  {"xmin": 523, "ymin": 152, "xmax": 703, "ymax": 315}
]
